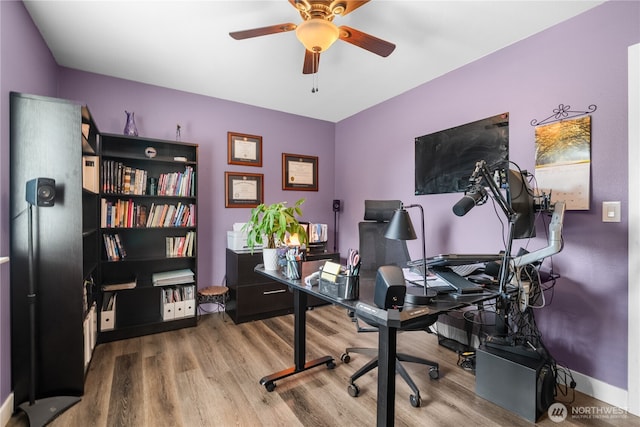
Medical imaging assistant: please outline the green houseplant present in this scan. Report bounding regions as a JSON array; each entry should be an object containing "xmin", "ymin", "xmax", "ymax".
[{"xmin": 242, "ymin": 198, "xmax": 308, "ymax": 270}]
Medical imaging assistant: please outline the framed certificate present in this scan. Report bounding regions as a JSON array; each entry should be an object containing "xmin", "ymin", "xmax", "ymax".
[
  {"xmin": 282, "ymin": 153, "xmax": 318, "ymax": 191},
  {"xmin": 225, "ymin": 172, "xmax": 264, "ymax": 208},
  {"xmin": 227, "ymin": 132, "xmax": 262, "ymax": 167}
]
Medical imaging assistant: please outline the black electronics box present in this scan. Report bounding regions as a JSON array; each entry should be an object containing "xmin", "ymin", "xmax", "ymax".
[{"xmin": 475, "ymin": 344, "xmax": 554, "ymax": 422}]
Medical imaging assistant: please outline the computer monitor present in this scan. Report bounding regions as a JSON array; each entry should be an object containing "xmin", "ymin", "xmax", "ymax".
[{"xmin": 506, "ymin": 169, "xmax": 536, "ymax": 239}]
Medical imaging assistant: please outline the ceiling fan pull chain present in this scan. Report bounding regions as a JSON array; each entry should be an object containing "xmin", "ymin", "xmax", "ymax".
[{"xmin": 312, "ymin": 51, "xmax": 319, "ymax": 93}]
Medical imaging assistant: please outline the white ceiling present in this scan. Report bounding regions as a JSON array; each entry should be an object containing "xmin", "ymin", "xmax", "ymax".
[{"xmin": 23, "ymin": 0, "xmax": 604, "ymax": 123}]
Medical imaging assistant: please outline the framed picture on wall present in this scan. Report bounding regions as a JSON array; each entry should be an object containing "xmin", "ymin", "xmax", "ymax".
[
  {"xmin": 227, "ymin": 132, "xmax": 262, "ymax": 167},
  {"xmin": 225, "ymin": 172, "xmax": 264, "ymax": 208},
  {"xmin": 282, "ymin": 153, "xmax": 318, "ymax": 191}
]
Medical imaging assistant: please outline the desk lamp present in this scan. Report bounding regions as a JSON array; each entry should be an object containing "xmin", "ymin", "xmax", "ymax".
[{"xmin": 385, "ymin": 203, "xmax": 435, "ymax": 305}]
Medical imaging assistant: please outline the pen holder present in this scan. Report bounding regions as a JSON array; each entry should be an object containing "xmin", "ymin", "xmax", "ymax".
[
  {"xmin": 319, "ymin": 273, "xmax": 359, "ymax": 301},
  {"xmin": 284, "ymin": 259, "xmax": 303, "ymax": 280}
]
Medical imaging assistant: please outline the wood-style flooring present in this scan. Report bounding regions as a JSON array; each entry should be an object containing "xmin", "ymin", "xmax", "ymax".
[{"xmin": 8, "ymin": 304, "xmax": 639, "ymax": 426}]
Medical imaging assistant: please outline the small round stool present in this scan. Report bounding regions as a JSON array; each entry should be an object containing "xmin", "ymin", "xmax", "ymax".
[{"xmin": 197, "ymin": 285, "xmax": 229, "ymax": 320}]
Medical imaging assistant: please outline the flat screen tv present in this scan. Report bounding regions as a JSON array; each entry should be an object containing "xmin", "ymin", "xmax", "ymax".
[{"xmin": 415, "ymin": 113, "xmax": 509, "ymax": 195}]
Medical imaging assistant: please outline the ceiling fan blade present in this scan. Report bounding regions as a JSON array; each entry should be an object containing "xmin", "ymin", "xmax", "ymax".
[
  {"xmin": 229, "ymin": 23, "xmax": 296, "ymax": 40},
  {"xmin": 338, "ymin": 25, "xmax": 396, "ymax": 57},
  {"xmin": 303, "ymin": 50, "xmax": 320, "ymax": 74}
]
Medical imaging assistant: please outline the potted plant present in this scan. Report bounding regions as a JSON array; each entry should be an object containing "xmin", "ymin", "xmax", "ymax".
[{"xmin": 243, "ymin": 198, "xmax": 308, "ymax": 270}]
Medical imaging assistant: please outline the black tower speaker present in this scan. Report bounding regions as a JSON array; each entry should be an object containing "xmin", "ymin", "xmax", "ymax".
[
  {"xmin": 26, "ymin": 177, "xmax": 55, "ymax": 207},
  {"xmin": 374, "ymin": 265, "xmax": 406, "ymax": 309},
  {"xmin": 332, "ymin": 199, "xmax": 341, "ymax": 212}
]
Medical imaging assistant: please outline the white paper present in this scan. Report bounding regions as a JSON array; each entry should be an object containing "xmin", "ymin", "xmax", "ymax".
[
  {"xmin": 232, "ymin": 178, "xmax": 257, "ymax": 201},
  {"xmin": 234, "ymin": 139, "xmax": 257, "ymax": 161}
]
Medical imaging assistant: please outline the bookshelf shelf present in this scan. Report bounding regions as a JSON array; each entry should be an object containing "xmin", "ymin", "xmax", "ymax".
[{"xmin": 97, "ymin": 133, "xmax": 198, "ymax": 343}]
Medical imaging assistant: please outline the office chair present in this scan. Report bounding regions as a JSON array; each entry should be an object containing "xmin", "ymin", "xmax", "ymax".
[{"xmin": 341, "ymin": 200, "xmax": 439, "ymax": 408}]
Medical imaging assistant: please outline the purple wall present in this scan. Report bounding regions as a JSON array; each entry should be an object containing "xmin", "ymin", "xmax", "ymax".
[
  {"xmin": 57, "ymin": 70, "xmax": 337, "ymax": 288},
  {"xmin": 1, "ymin": 0, "xmax": 638, "ymax": 408},
  {"xmin": 335, "ymin": 1, "xmax": 639, "ymax": 389},
  {"xmin": 0, "ymin": 0, "xmax": 59, "ymax": 405}
]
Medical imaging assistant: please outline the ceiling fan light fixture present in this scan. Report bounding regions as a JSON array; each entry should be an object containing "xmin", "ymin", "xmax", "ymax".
[{"xmin": 295, "ymin": 18, "xmax": 339, "ymax": 52}]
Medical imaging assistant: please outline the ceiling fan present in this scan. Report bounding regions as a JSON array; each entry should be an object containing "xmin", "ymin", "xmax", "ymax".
[{"xmin": 229, "ymin": 0, "xmax": 396, "ymax": 75}]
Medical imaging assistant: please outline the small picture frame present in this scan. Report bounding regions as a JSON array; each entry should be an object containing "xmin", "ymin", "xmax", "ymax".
[
  {"xmin": 282, "ymin": 153, "xmax": 318, "ymax": 191},
  {"xmin": 225, "ymin": 172, "xmax": 264, "ymax": 208},
  {"xmin": 227, "ymin": 132, "xmax": 262, "ymax": 167}
]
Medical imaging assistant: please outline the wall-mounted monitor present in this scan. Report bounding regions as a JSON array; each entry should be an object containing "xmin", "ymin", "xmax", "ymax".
[{"xmin": 415, "ymin": 113, "xmax": 509, "ymax": 195}]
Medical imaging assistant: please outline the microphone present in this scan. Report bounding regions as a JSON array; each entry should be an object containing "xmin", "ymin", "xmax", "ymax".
[{"xmin": 452, "ymin": 185, "xmax": 487, "ymax": 216}]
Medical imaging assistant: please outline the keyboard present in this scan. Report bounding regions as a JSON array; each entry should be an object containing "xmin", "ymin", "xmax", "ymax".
[
  {"xmin": 409, "ymin": 253, "xmax": 502, "ymax": 267},
  {"xmin": 432, "ymin": 267, "xmax": 484, "ymax": 294}
]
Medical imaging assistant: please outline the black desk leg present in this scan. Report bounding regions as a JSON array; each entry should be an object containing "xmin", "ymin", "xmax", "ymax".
[
  {"xmin": 259, "ymin": 288, "xmax": 335, "ymax": 391},
  {"xmin": 377, "ymin": 325, "xmax": 398, "ymax": 427}
]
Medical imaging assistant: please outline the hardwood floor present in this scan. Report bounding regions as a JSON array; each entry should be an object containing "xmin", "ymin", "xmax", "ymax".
[{"xmin": 8, "ymin": 304, "xmax": 639, "ymax": 426}]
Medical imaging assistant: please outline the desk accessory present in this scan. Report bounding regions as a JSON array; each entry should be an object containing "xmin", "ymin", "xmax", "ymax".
[
  {"xmin": 385, "ymin": 203, "xmax": 435, "ymax": 305},
  {"xmin": 318, "ymin": 261, "xmax": 359, "ymax": 300},
  {"xmin": 373, "ymin": 265, "xmax": 406, "ymax": 309}
]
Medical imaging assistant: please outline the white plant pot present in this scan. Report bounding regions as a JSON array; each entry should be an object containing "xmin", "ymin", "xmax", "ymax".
[{"xmin": 262, "ymin": 247, "xmax": 279, "ymax": 271}]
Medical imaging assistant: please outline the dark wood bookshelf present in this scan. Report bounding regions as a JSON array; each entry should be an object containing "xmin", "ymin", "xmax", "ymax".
[{"xmin": 97, "ymin": 134, "xmax": 198, "ymax": 343}]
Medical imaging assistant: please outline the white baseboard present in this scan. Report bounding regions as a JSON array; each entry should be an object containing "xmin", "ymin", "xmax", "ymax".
[
  {"xmin": 571, "ymin": 370, "xmax": 629, "ymax": 412},
  {"xmin": 1, "ymin": 392, "xmax": 14, "ymax": 427}
]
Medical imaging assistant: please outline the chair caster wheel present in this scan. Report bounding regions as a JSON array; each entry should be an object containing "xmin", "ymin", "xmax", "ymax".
[
  {"xmin": 327, "ymin": 360, "xmax": 336, "ymax": 369},
  {"xmin": 348, "ymin": 383, "xmax": 360, "ymax": 397},
  {"xmin": 264, "ymin": 381, "xmax": 276, "ymax": 392},
  {"xmin": 429, "ymin": 367, "xmax": 439, "ymax": 379},
  {"xmin": 410, "ymin": 394, "xmax": 421, "ymax": 408},
  {"xmin": 341, "ymin": 353, "xmax": 351, "ymax": 363}
]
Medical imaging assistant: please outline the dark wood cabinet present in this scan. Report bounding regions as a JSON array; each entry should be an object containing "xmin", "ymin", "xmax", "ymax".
[
  {"xmin": 10, "ymin": 92, "xmax": 99, "ymax": 405},
  {"xmin": 97, "ymin": 134, "xmax": 198, "ymax": 343},
  {"xmin": 225, "ymin": 249, "xmax": 339, "ymax": 324}
]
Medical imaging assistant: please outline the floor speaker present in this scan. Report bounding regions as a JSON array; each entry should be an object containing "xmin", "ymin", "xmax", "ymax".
[{"xmin": 475, "ymin": 344, "xmax": 555, "ymax": 422}]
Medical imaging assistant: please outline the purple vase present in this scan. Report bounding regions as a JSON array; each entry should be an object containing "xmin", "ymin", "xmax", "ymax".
[{"xmin": 123, "ymin": 111, "xmax": 138, "ymax": 136}]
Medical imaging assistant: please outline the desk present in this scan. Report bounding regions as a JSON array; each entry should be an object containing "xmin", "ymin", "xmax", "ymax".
[{"xmin": 255, "ymin": 266, "xmax": 499, "ymax": 427}]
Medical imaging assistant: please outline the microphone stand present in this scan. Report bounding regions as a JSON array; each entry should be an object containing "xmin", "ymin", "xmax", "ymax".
[{"xmin": 473, "ymin": 161, "xmax": 517, "ymax": 336}]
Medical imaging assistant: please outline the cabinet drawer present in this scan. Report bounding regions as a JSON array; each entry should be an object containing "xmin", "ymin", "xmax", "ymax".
[
  {"xmin": 236, "ymin": 282, "xmax": 293, "ymax": 316},
  {"xmin": 226, "ymin": 249, "xmax": 265, "ymax": 285}
]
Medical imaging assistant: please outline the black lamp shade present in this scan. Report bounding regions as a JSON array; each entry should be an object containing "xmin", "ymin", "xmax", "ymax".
[{"xmin": 385, "ymin": 209, "xmax": 417, "ymax": 241}]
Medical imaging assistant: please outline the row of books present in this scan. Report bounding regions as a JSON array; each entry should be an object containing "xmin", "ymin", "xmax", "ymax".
[
  {"xmin": 103, "ymin": 233, "xmax": 127, "ymax": 261},
  {"xmin": 147, "ymin": 202, "xmax": 195, "ymax": 228},
  {"xmin": 101, "ymin": 198, "xmax": 148, "ymax": 228},
  {"xmin": 101, "ymin": 161, "xmax": 195, "ymax": 197},
  {"xmin": 167, "ymin": 231, "xmax": 196, "ymax": 258},
  {"xmin": 157, "ymin": 166, "xmax": 195, "ymax": 197},
  {"xmin": 147, "ymin": 202, "xmax": 196, "ymax": 227},
  {"xmin": 102, "ymin": 160, "xmax": 149, "ymax": 195},
  {"xmin": 100, "ymin": 199, "xmax": 196, "ymax": 228}
]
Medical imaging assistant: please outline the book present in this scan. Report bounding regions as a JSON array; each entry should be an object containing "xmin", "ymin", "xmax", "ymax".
[{"xmin": 102, "ymin": 278, "xmax": 137, "ymax": 291}]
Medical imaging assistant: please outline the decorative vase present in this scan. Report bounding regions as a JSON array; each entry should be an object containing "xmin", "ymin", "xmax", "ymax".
[
  {"xmin": 262, "ymin": 248, "xmax": 280, "ymax": 271},
  {"xmin": 123, "ymin": 111, "xmax": 138, "ymax": 136}
]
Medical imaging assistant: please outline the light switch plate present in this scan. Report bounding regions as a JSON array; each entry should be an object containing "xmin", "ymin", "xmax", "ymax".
[{"xmin": 602, "ymin": 201, "xmax": 621, "ymax": 222}]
